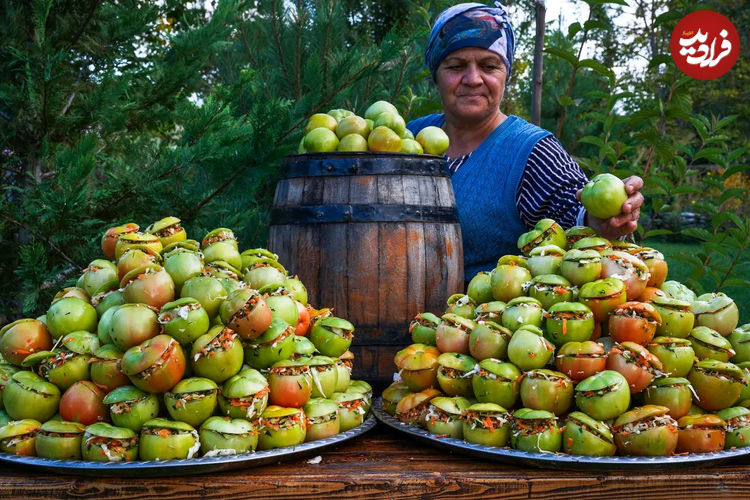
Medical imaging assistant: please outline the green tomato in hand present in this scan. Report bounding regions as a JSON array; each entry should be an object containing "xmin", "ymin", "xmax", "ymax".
[{"xmin": 581, "ymin": 173, "xmax": 627, "ymax": 219}]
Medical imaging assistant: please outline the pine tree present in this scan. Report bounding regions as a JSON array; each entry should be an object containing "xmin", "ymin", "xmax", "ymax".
[{"xmin": 0, "ymin": 0, "xmax": 444, "ymax": 319}]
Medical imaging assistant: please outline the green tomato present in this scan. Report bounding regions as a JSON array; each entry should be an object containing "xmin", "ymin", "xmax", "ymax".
[
  {"xmin": 81, "ymin": 423, "xmax": 139, "ymax": 462},
  {"xmin": 139, "ymin": 418, "xmax": 200, "ymax": 460},
  {"xmin": 368, "ymin": 126, "xmax": 402, "ymax": 152},
  {"xmin": 257, "ymin": 406, "xmax": 307, "ymax": 450},
  {"xmin": 643, "ymin": 377, "xmax": 693, "ymax": 419},
  {"xmin": 574, "ymin": 370, "xmax": 631, "ymax": 421},
  {"xmin": 164, "ymin": 377, "xmax": 218, "ymax": 427},
  {"xmin": 409, "ymin": 312, "xmax": 440, "ymax": 347},
  {"xmin": 544, "ymin": 302, "xmax": 595, "ymax": 347},
  {"xmin": 461, "ymin": 403, "xmax": 510, "ymax": 447},
  {"xmin": 103, "ymin": 385, "xmax": 161, "ymax": 432},
  {"xmin": 199, "ymin": 416, "xmax": 258, "ymax": 454},
  {"xmin": 35, "ymin": 420, "xmax": 85, "ymax": 459},
  {"xmin": 436, "ymin": 352, "xmax": 476, "ymax": 397},
  {"xmin": 415, "ymin": 126, "xmax": 449, "ymax": 156},
  {"xmin": 612, "ymin": 405, "xmax": 678, "ymax": 456},
  {"xmin": 0, "ymin": 419, "xmax": 41, "ymax": 456},
  {"xmin": 467, "ymin": 272, "xmax": 494, "ymax": 305},
  {"xmin": 303, "ymin": 398, "xmax": 341, "ymax": 442},
  {"xmin": 309, "ymin": 357, "xmax": 339, "ymax": 399},
  {"xmin": 717, "ymin": 407, "xmax": 750, "ymax": 449},
  {"xmin": 469, "ymin": 321, "xmax": 512, "ymax": 361},
  {"xmin": 374, "ymin": 111, "xmax": 406, "ymax": 138},
  {"xmin": 501, "ymin": 297, "xmax": 543, "ymax": 332},
  {"xmin": 511, "ymin": 408, "xmax": 561, "ymax": 453},
  {"xmin": 730, "ymin": 324, "xmax": 750, "ymax": 363},
  {"xmin": 424, "ymin": 397, "xmax": 470, "ymax": 438},
  {"xmin": 506, "ymin": 328, "xmax": 555, "ymax": 370},
  {"xmin": 3, "ymin": 371, "xmax": 60, "ymax": 422},
  {"xmin": 400, "ymin": 138, "xmax": 423, "ymax": 154},
  {"xmin": 519, "ymin": 369, "xmax": 574, "ymax": 416},
  {"xmin": 305, "ymin": 113, "xmax": 337, "ymax": 135},
  {"xmin": 364, "ymin": 100, "xmax": 398, "ymax": 121},
  {"xmin": 688, "ymin": 359, "xmax": 743, "ymax": 411},
  {"xmin": 562, "ymin": 412, "xmax": 616, "ymax": 456},
  {"xmin": 159, "ymin": 298, "xmax": 210, "ymax": 345},
  {"xmin": 180, "ymin": 276, "xmax": 226, "ymax": 319},
  {"xmin": 303, "ymin": 127, "xmax": 339, "ymax": 152},
  {"xmin": 46, "ymin": 297, "xmax": 97, "ymax": 339},
  {"xmin": 335, "ymin": 115, "xmax": 369, "ymax": 139},
  {"xmin": 580, "ymin": 173, "xmax": 627, "ymax": 219},
  {"xmin": 652, "ymin": 297, "xmax": 694, "ymax": 339},
  {"xmin": 310, "ymin": 317, "xmax": 354, "ymax": 357},
  {"xmin": 219, "ymin": 368, "xmax": 269, "ymax": 420},
  {"xmin": 490, "ymin": 264, "xmax": 531, "ymax": 303},
  {"xmin": 646, "ymin": 337, "xmax": 695, "ymax": 377},
  {"xmin": 332, "ymin": 392, "xmax": 368, "ymax": 432},
  {"xmin": 381, "ymin": 382, "xmax": 411, "ymax": 416},
  {"xmin": 471, "ymin": 359, "xmax": 520, "ymax": 408},
  {"xmin": 190, "ymin": 326, "xmax": 244, "ymax": 383},
  {"xmin": 242, "ymin": 319, "xmax": 296, "ymax": 369}
]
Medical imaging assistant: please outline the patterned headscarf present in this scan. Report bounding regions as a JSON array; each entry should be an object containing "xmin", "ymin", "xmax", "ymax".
[{"xmin": 425, "ymin": 2, "xmax": 515, "ymax": 81}]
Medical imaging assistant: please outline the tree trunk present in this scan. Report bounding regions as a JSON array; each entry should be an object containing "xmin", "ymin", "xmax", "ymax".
[{"xmin": 531, "ymin": 0, "xmax": 546, "ymax": 126}]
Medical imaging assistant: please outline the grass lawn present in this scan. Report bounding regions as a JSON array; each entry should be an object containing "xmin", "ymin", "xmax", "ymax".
[{"xmin": 643, "ymin": 239, "xmax": 749, "ymax": 325}]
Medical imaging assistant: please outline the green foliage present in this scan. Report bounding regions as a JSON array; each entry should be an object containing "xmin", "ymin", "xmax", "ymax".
[
  {"xmin": 518, "ymin": 29, "xmax": 612, "ymax": 153},
  {"xmin": 0, "ymin": 0, "xmax": 440, "ymax": 318},
  {"xmin": 543, "ymin": 0, "xmax": 750, "ymax": 313}
]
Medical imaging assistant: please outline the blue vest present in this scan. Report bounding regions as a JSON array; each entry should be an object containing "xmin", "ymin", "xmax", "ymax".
[{"xmin": 407, "ymin": 114, "xmax": 551, "ymax": 280}]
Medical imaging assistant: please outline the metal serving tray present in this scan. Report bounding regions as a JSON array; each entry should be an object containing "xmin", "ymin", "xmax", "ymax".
[
  {"xmin": 0, "ymin": 415, "xmax": 376, "ymax": 477},
  {"xmin": 372, "ymin": 398, "xmax": 750, "ymax": 471}
]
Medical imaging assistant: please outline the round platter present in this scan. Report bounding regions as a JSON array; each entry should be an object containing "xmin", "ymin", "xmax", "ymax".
[
  {"xmin": 0, "ymin": 415, "xmax": 376, "ymax": 477},
  {"xmin": 372, "ymin": 398, "xmax": 750, "ymax": 471}
]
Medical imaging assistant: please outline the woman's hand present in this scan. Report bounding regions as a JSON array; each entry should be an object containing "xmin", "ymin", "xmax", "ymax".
[{"xmin": 577, "ymin": 176, "xmax": 644, "ymax": 239}]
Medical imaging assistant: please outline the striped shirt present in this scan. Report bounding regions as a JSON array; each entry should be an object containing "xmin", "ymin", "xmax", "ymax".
[{"xmin": 447, "ymin": 135, "xmax": 587, "ymax": 229}]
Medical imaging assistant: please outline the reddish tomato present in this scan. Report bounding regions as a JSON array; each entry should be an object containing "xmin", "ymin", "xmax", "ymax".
[
  {"xmin": 435, "ymin": 316, "xmax": 472, "ymax": 354},
  {"xmin": 648, "ymin": 260, "xmax": 668, "ymax": 288},
  {"xmin": 555, "ymin": 341, "xmax": 607, "ymax": 382},
  {"xmin": 101, "ymin": 223, "xmax": 139, "ymax": 260},
  {"xmin": 606, "ymin": 343, "xmax": 663, "ymax": 393},
  {"xmin": 637, "ymin": 249, "xmax": 668, "ymax": 288},
  {"xmin": 579, "ymin": 278, "xmax": 627, "ymax": 324},
  {"xmin": 294, "ymin": 301, "xmax": 311, "ymax": 337},
  {"xmin": 121, "ymin": 335, "xmax": 186, "ymax": 393},
  {"xmin": 609, "ymin": 302, "xmax": 662, "ymax": 345},
  {"xmin": 676, "ymin": 415, "xmax": 726, "ymax": 453},
  {"xmin": 590, "ymin": 321, "xmax": 602, "ymax": 341},
  {"xmin": 267, "ymin": 361, "xmax": 312, "ymax": 408},
  {"xmin": 638, "ymin": 287, "xmax": 666, "ymax": 302},
  {"xmin": 59, "ymin": 381, "xmax": 108, "ymax": 425},
  {"xmin": 600, "ymin": 252, "xmax": 650, "ymax": 301},
  {"xmin": 90, "ymin": 357, "xmax": 131, "ymax": 393},
  {"xmin": 0, "ymin": 319, "xmax": 53, "ymax": 366}
]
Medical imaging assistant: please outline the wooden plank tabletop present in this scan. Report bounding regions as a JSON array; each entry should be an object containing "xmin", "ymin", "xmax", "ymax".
[{"xmin": 1, "ymin": 424, "xmax": 750, "ymax": 499}]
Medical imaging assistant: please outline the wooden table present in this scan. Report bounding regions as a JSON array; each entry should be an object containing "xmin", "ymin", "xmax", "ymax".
[{"xmin": 2, "ymin": 424, "xmax": 750, "ymax": 499}]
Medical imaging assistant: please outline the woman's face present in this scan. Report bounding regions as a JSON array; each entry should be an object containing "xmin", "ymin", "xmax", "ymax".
[{"xmin": 435, "ymin": 47, "xmax": 507, "ymax": 126}]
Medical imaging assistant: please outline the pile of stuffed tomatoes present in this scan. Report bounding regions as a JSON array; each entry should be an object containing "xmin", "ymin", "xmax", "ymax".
[
  {"xmin": 0, "ymin": 217, "xmax": 370, "ymax": 462},
  {"xmin": 383, "ymin": 219, "xmax": 749, "ymax": 457}
]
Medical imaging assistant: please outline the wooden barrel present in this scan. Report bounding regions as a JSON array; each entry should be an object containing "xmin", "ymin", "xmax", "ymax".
[{"xmin": 268, "ymin": 152, "xmax": 464, "ymax": 385}]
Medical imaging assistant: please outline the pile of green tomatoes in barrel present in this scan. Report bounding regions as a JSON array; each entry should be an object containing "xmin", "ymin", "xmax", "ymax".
[
  {"xmin": 0, "ymin": 217, "xmax": 371, "ymax": 461},
  {"xmin": 384, "ymin": 218, "xmax": 749, "ymax": 457}
]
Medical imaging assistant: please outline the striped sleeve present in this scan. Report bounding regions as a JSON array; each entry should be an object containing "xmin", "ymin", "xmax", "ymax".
[{"xmin": 515, "ymin": 135, "xmax": 588, "ymax": 230}]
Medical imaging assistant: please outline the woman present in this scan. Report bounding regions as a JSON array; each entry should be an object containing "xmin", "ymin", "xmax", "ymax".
[{"xmin": 407, "ymin": 3, "xmax": 644, "ymax": 280}]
